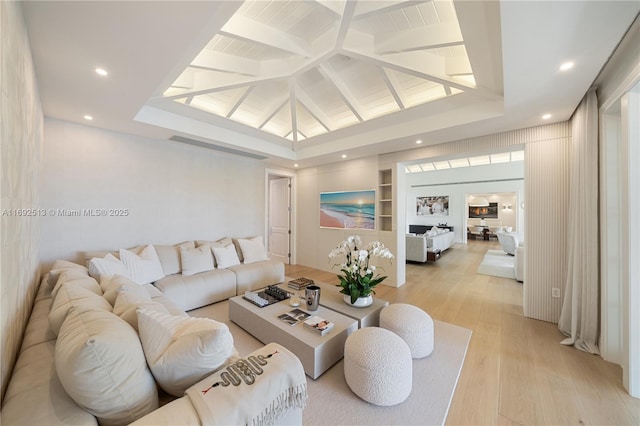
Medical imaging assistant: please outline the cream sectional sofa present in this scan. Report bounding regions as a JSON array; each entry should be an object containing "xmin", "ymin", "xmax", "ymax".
[{"xmin": 1, "ymin": 238, "xmax": 305, "ymax": 426}]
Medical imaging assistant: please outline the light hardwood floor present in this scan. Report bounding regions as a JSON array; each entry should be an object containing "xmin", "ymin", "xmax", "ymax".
[{"xmin": 285, "ymin": 240, "xmax": 640, "ymax": 426}]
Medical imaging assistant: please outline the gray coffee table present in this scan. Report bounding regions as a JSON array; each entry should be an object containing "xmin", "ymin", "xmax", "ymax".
[
  {"xmin": 228, "ymin": 295, "xmax": 357, "ymax": 379},
  {"xmin": 280, "ymin": 278, "xmax": 389, "ymax": 328}
]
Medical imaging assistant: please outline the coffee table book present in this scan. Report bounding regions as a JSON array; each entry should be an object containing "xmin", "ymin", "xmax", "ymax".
[
  {"xmin": 288, "ymin": 277, "xmax": 314, "ymax": 290},
  {"xmin": 303, "ymin": 316, "xmax": 334, "ymax": 336},
  {"xmin": 277, "ymin": 313, "xmax": 298, "ymax": 326}
]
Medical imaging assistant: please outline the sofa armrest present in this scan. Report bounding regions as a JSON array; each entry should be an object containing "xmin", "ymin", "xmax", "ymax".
[
  {"xmin": 132, "ymin": 343, "xmax": 306, "ymax": 426},
  {"xmin": 406, "ymin": 235, "xmax": 428, "ymax": 262}
]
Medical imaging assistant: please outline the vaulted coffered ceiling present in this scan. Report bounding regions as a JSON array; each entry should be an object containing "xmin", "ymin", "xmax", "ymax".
[
  {"xmin": 21, "ymin": 1, "xmax": 639, "ymax": 167},
  {"xmin": 162, "ymin": 0, "xmax": 476, "ymax": 144}
]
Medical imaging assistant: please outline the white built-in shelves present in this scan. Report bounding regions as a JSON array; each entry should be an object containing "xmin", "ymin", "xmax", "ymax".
[{"xmin": 378, "ymin": 169, "xmax": 393, "ymax": 231}]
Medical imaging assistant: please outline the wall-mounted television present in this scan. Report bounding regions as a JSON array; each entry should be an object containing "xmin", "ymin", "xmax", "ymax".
[{"xmin": 468, "ymin": 202, "xmax": 498, "ymax": 218}]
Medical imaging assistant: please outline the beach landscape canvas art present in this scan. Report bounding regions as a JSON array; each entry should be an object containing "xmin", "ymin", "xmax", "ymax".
[{"xmin": 320, "ymin": 190, "xmax": 375, "ymax": 229}]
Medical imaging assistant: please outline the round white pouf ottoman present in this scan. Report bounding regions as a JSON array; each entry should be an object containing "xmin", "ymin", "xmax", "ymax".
[
  {"xmin": 344, "ymin": 327, "xmax": 412, "ymax": 406},
  {"xmin": 380, "ymin": 303, "xmax": 434, "ymax": 358}
]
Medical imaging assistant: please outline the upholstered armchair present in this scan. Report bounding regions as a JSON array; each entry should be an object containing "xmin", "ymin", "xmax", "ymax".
[{"xmin": 496, "ymin": 232, "xmax": 519, "ymax": 256}]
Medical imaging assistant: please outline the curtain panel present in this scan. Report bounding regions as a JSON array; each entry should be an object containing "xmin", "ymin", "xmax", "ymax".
[{"xmin": 558, "ymin": 88, "xmax": 600, "ymax": 353}]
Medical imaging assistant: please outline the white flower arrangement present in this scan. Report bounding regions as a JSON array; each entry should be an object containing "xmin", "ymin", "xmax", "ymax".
[{"xmin": 328, "ymin": 235, "xmax": 394, "ymax": 304}]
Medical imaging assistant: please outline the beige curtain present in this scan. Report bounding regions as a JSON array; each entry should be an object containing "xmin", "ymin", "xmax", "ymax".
[{"xmin": 558, "ymin": 88, "xmax": 600, "ymax": 354}]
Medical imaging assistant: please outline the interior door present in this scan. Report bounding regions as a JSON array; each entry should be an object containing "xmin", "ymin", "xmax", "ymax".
[{"xmin": 269, "ymin": 177, "xmax": 291, "ymax": 264}]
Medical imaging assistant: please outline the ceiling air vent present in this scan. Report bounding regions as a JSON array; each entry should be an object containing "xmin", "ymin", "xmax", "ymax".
[{"xmin": 169, "ymin": 136, "xmax": 267, "ymax": 160}]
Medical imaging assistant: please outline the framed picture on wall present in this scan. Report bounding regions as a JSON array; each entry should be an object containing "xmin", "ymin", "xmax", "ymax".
[
  {"xmin": 320, "ymin": 190, "xmax": 375, "ymax": 229},
  {"xmin": 469, "ymin": 202, "xmax": 498, "ymax": 218},
  {"xmin": 416, "ymin": 196, "xmax": 449, "ymax": 216}
]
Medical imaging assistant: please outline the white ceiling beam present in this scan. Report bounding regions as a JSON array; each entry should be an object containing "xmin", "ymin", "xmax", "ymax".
[
  {"xmin": 317, "ymin": 63, "xmax": 365, "ymax": 122},
  {"xmin": 295, "ymin": 86, "xmax": 333, "ymax": 132},
  {"xmin": 375, "ymin": 22, "xmax": 464, "ymax": 54},
  {"xmin": 191, "ymin": 50, "xmax": 260, "ymax": 76},
  {"xmin": 289, "ymin": 80, "xmax": 298, "ymax": 143},
  {"xmin": 334, "ymin": 0, "xmax": 357, "ymax": 49},
  {"xmin": 225, "ymin": 85, "xmax": 254, "ymax": 118},
  {"xmin": 342, "ymin": 48, "xmax": 472, "ymax": 92},
  {"xmin": 258, "ymin": 97, "xmax": 289, "ymax": 129},
  {"xmin": 221, "ymin": 15, "xmax": 311, "ymax": 58},
  {"xmin": 380, "ymin": 68, "xmax": 406, "ymax": 110},
  {"xmin": 353, "ymin": 1, "xmax": 430, "ymax": 21}
]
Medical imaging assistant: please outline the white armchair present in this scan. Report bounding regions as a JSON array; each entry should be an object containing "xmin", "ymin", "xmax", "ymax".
[{"xmin": 496, "ymin": 232, "xmax": 519, "ymax": 256}]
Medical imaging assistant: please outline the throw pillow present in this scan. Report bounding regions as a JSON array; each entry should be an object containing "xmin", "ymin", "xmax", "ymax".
[
  {"xmin": 88, "ymin": 254, "xmax": 131, "ymax": 282},
  {"xmin": 47, "ymin": 260, "xmax": 88, "ymax": 288},
  {"xmin": 55, "ymin": 308, "xmax": 158, "ymax": 425},
  {"xmin": 180, "ymin": 245, "xmax": 215, "ymax": 276},
  {"xmin": 137, "ymin": 308, "xmax": 238, "ymax": 397},
  {"xmin": 51, "ymin": 270, "xmax": 102, "ymax": 299},
  {"xmin": 211, "ymin": 244, "xmax": 241, "ymax": 269},
  {"xmin": 101, "ymin": 274, "xmax": 151, "ymax": 306},
  {"xmin": 196, "ymin": 238, "xmax": 233, "ymax": 267},
  {"xmin": 237, "ymin": 236, "xmax": 268, "ymax": 264},
  {"xmin": 119, "ymin": 245, "xmax": 165, "ymax": 285},
  {"xmin": 232, "ymin": 238, "xmax": 245, "ymax": 263},
  {"xmin": 154, "ymin": 241, "xmax": 195, "ymax": 275},
  {"xmin": 48, "ymin": 284, "xmax": 112, "ymax": 336},
  {"xmin": 113, "ymin": 290, "xmax": 168, "ymax": 331}
]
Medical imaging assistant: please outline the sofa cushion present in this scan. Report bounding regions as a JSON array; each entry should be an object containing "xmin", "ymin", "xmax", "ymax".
[
  {"xmin": 237, "ymin": 236, "xmax": 269, "ymax": 264},
  {"xmin": 49, "ymin": 284, "xmax": 112, "ymax": 336},
  {"xmin": 55, "ymin": 308, "xmax": 158, "ymax": 426},
  {"xmin": 180, "ymin": 245, "xmax": 215, "ymax": 276},
  {"xmin": 101, "ymin": 274, "xmax": 151, "ymax": 305},
  {"xmin": 51, "ymin": 270, "xmax": 102, "ymax": 300},
  {"xmin": 212, "ymin": 243, "xmax": 241, "ymax": 269},
  {"xmin": 47, "ymin": 260, "xmax": 88, "ymax": 288},
  {"xmin": 155, "ymin": 241, "xmax": 195, "ymax": 275},
  {"xmin": 229, "ymin": 259, "xmax": 285, "ymax": 294},
  {"xmin": 154, "ymin": 269, "xmax": 237, "ymax": 312},
  {"xmin": 137, "ymin": 308, "xmax": 238, "ymax": 397},
  {"xmin": 20, "ymin": 297, "xmax": 57, "ymax": 352},
  {"xmin": 88, "ymin": 253, "xmax": 131, "ymax": 282},
  {"xmin": 119, "ymin": 245, "xmax": 165, "ymax": 284},
  {"xmin": 113, "ymin": 289, "xmax": 169, "ymax": 331},
  {"xmin": 196, "ymin": 237, "xmax": 232, "ymax": 267},
  {"xmin": 196, "ymin": 237, "xmax": 232, "ymax": 250},
  {"xmin": 2, "ymin": 341, "xmax": 98, "ymax": 426}
]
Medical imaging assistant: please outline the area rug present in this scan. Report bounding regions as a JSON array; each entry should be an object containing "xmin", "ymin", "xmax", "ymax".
[
  {"xmin": 303, "ymin": 320, "xmax": 472, "ymax": 426},
  {"xmin": 190, "ymin": 303, "xmax": 472, "ymax": 426},
  {"xmin": 477, "ymin": 249, "xmax": 516, "ymax": 279}
]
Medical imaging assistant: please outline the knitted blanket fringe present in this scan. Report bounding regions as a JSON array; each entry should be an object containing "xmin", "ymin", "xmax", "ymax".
[{"xmin": 251, "ymin": 384, "xmax": 308, "ymax": 426}]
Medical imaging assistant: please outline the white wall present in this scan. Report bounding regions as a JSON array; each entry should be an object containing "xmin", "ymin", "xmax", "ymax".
[
  {"xmin": 596, "ymin": 15, "xmax": 640, "ymax": 397},
  {"xmin": 0, "ymin": 1, "xmax": 44, "ymax": 400},
  {"xmin": 39, "ymin": 119, "xmax": 269, "ymax": 268},
  {"xmin": 405, "ymin": 162, "xmax": 524, "ymax": 241}
]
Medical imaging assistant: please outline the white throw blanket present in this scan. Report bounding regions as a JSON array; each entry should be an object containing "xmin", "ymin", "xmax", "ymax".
[{"xmin": 186, "ymin": 343, "xmax": 307, "ymax": 426}]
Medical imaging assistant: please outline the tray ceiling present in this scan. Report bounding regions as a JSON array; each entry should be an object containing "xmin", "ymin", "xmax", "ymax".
[{"xmin": 160, "ymin": 0, "xmax": 479, "ymax": 144}]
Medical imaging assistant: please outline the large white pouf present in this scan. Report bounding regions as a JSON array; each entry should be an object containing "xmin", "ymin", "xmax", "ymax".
[
  {"xmin": 344, "ymin": 327, "xmax": 412, "ymax": 406},
  {"xmin": 380, "ymin": 303, "xmax": 434, "ymax": 358}
]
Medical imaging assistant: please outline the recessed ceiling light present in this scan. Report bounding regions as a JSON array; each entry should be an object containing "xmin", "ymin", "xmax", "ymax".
[
  {"xmin": 294, "ymin": 164, "xmax": 299, "ymax": 168},
  {"xmin": 342, "ymin": 154, "xmax": 347, "ymax": 159},
  {"xmin": 95, "ymin": 68, "xmax": 108, "ymax": 76},
  {"xmin": 416, "ymin": 140, "xmax": 422, "ymax": 144},
  {"xmin": 559, "ymin": 61, "xmax": 574, "ymax": 72},
  {"xmin": 83, "ymin": 115, "xmax": 93, "ymax": 121},
  {"xmin": 542, "ymin": 113, "xmax": 552, "ymax": 120}
]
